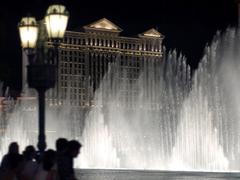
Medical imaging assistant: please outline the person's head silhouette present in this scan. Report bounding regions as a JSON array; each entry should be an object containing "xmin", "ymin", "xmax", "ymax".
[{"xmin": 8, "ymin": 142, "xmax": 19, "ymax": 154}]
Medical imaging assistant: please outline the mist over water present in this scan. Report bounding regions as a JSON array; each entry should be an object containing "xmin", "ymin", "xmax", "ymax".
[{"xmin": 1, "ymin": 28, "xmax": 240, "ymax": 171}]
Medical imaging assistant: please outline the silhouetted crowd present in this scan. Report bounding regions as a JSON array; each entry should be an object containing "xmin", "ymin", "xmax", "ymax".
[{"xmin": 0, "ymin": 138, "xmax": 82, "ymax": 180}]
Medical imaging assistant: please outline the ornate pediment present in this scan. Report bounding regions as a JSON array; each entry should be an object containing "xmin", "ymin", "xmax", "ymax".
[
  {"xmin": 84, "ymin": 18, "xmax": 122, "ymax": 33},
  {"xmin": 140, "ymin": 28, "xmax": 163, "ymax": 38}
]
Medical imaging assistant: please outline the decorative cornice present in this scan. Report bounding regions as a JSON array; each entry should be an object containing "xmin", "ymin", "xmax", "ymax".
[
  {"xmin": 139, "ymin": 28, "xmax": 164, "ymax": 39},
  {"xmin": 83, "ymin": 18, "xmax": 122, "ymax": 33}
]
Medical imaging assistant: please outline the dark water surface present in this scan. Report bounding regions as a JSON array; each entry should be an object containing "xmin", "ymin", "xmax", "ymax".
[{"xmin": 76, "ymin": 169, "xmax": 240, "ymax": 180}]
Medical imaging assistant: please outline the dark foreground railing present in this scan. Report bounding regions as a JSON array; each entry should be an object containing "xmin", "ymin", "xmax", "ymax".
[{"xmin": 76, "ymin": 169, "xmax": 240, "ymax": 180}]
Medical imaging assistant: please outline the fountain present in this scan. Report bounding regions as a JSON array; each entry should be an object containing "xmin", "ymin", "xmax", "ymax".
[
  {"xmin": 1, "ymin": 28, "xmax": 240, "ymax": 178},
  {"xmin": 77, "ymin": 28, "xmax": 240, "ymax": 171}
]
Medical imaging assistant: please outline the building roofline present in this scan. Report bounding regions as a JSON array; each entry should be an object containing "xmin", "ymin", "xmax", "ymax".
[{"xmin": 83, "ymin": 18, "xmax": 123, "ymax": 33}]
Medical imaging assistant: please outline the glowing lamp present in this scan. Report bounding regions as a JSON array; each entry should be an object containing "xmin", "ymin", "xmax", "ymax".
[
  {"xmin": 18, "ymin": 16, "xmax": 38, "ymax": 49},
  {"xmin": 45, "ymin": 4, "xmax": 69, "ymax": 39}
]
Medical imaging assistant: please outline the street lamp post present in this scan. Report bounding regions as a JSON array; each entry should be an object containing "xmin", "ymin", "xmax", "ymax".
[{"xmin": 18, "ymin": 4, "xmax": 69, "ymax": 155}]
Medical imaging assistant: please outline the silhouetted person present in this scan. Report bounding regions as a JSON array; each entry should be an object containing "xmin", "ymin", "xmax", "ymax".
[
  {"xmin": 1, "ymin": 142, "xmax": 20, "ymax": 172},
  {"xmin": 56, "ymin": 138, "xmax": 68, "ymax": 154},
  {"xmin": 56, "ymin": 138, "xmax": 68, "ymax": 179},
  {"xmin": 21, "ymin": 145, "xmax": 38, "ymax": 180},
  {"xmin": 58, "ymin": 140, "xmax": 82, "ymax": 180},
  {"xmin": 0, "ymin": 153, "xmax": 24, "ymax": 180},
  {"xmin": 35, "ymin": 149, "xmax": 57, "ymax": 180}
]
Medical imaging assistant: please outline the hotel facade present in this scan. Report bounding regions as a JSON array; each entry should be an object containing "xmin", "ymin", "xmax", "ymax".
[{"xmin": 22, "ymin": 18, "xmax": 164, "ymax": 108}]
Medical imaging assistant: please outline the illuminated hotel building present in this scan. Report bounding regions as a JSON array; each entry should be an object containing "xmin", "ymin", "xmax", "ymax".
[{"xmin": 22, "ymin": 18, "xmax": 164, "ymax": 108}]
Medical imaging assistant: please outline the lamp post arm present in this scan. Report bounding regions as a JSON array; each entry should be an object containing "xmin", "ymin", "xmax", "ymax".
[
  {"xmin": 53, "ymin": 41, "xmax": 60, "ymax": 65},
  {"xmin": 24, "ymin": 49, "xmax": 36, "ymax": 64}
]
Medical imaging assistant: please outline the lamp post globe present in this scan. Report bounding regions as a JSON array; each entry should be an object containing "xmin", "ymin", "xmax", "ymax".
[
  {"xmin": 45, "ymin": 4, "xmax": 69, "ymax": 40},
  {"xmin": 18, "ymin": 3, "xmax": 69, "ymax": 155},
  {"xmin": 18, "ymin": 16, "xmax": 38, "ymax": 49}
]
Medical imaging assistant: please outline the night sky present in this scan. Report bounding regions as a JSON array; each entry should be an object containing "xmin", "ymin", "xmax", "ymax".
[{"xmin": 0, "ymin": 0, "xmax": 237, "ymax": 93}]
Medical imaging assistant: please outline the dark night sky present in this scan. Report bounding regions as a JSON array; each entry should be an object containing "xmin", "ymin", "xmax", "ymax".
[{"xmin": 0, "ymin": 0, "xmax": 237, "ymax": 92}]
